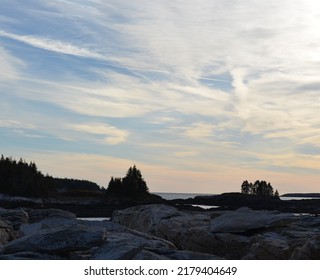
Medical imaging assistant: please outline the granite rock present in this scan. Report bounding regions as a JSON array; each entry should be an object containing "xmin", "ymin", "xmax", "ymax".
[
  {"xmin": 0, "ymin": 208, "xmax": 29, "ymax": 230},
  {"xmin": 210, "ymin": 207, "xmax": 297, "ymax": 233},
  {"xmin": 0, "ymin": 219, "xmax": 13, "ymax": 245},
  {"xmin": 3, "ymin": 224, "xmax": 107, "ymax": 255}
]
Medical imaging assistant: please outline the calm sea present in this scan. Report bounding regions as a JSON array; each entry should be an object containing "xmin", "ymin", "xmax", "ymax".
[{"xmin": 154, "ymin": 192, "xmax": 213, "ymax": 200}]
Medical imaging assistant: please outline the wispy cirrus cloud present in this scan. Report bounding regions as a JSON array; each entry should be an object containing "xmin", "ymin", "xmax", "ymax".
[
  {"xmin": 0, "ymin": 119, "xmax": 36, "ymax": 130},
  {"xmin": 2, "ymin": 0, "xmax": 320, "ymax": 193},
  {"xmin": 70, "ymin": 122, "xmax": 129, "ymax": 145},
  {"xmin": 0, "ymin": 30, "xmax": 104, "ymax": 60},
  {"xmin": 0, "ymin": 46, "xmax": 25, "ymax": 80}
]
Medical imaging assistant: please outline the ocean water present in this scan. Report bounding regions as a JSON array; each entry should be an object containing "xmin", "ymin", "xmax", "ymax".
[
  {"xmin": 280, "ymin": 196, "xmax": 319, "ymax": 201},
  {"xmin": 154, "ymin": 192, "xmax": 218, "ymax": 209},
  {"xmin": 78, "ymin": 217, "xmax": 110, "ymax": 221},
  {"xmin": 154, "ymin": 192, "xmax": 213, "ymax": 200}
]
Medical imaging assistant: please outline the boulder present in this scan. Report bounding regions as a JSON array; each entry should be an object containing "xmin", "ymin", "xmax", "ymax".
[
  {"xmin": 27, "ymin": 208, "xmax": 76, "ymax": 223},
  {"xmin": 290, "ymin": 236, "xmax": 320, "ymax": 259},
  {"xmin": 0, "ymin": 208, "xmax": 29, "ymax": 230},
  {"xmin": 112, "ymin": 204, "xmax": 251, "ymax": 258},
  {"xmin": 3, "ymin": 224, "xmax": 106, "ymax": 255},
  {"xmin": 210, "ymin": 207, "xmax": 297, "ymax": 233},
  {"xmin": 19, "ymin": 217, "xmax": 80, "ymax": 236},
  {"xmin": 90, "ymin": 231, "xmax": 175, "ymax": 260},
  {"xmin": 90, "ymin": 231, "xmax": 222, "ymax": 260},
  {"xmin": 6, "ymin": 214, "xmax": 222, "ymax": 260},
  {"xmin": 2, "ymin": 204, "xmax": 320, "ymax": 260},
  {"xmin": 113, "ymin": 204, "xmax": 319, "ymax": 259},
  {"xmin": 21, "ymin": 218, "xmax": 127, "ymax": 237},
  {"xmin": 112, "ymin": 204, "xmax": 189, "ymax": 238},
  {"xmin": 0, "ymin": 219, "xmax": 13, "ymax": 245},
  {"xmin": 243, "ymin": 232, "xmax": 290, "ymax": 259}
]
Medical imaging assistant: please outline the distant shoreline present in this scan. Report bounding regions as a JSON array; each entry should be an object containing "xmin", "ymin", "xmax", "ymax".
[{"xmin": 281, "ymin": 193, "xmax": 320, "ymax": 198}]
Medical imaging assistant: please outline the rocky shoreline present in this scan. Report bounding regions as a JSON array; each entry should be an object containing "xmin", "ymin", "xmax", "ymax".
[
  {"xmin": 0, "ymin": 207, "xmax": 221, "ymax": 260},
  {"xmin": 2, "ymin": 192, "xmax": 320, "ymax": 218},
  {"xmin": 0, "ymin": 193, "xmax": 167, "ymax": 218},
  {"xmin": 112, "ymin": 204, "xmax": 320, "ymax": 259},
  {"xmin": 171, "ymin": 192, "xmax": 320, "ymax": 214},
  {"xmin": 1, "ymin": 192, "xmax": 320, "ymax": 259},
  {"xmin": 1, "ymin": 203, "xmax": 320, "ymax": 259}
]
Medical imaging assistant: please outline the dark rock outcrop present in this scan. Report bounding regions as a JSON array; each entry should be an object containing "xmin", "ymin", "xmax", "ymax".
[
  {"xmin": 3, "ymin": 224, "xmax": 107, "ymax": 255},
  {"xmin": 0, "ymin": 193, "xmax": 167, "ymax": 218},
  {"xmin": 0, "ymin": 206, "xmax": 222, "ymax": 260},
  {"xmin": 1, "ymin": 202, "xmax": 320, "ymax": 260},
  {"xmin": 210, "ymin": 207, "xmax": 296, "ymax": 233},
  {"xmin": 112, "ymin": 204, "xmax": 320, "ymax": 260},
  {"xmin": 0, "ymin": 219, "xmax": 13, "ymax": 245},
  {"xmin": 0, "ymin": 208, "xmax": 29, "ymax": 230}
]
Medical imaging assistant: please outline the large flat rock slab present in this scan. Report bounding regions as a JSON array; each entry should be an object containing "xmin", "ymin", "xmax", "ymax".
[
  {"xmin": 3, "ymin": 224, "xmax": 107, "ymax": 255},
  {"xmin": 210, "ymin": 207, "xmax": 297, "ymax": 233}
]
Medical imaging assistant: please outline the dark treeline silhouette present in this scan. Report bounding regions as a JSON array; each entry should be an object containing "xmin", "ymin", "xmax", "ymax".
[
  {"xmin": 0, "ymin": 155, "xmax": 152, "ymax": 199},
  {"xmin": 0, "ymin": 155, "xmax": 52, "ymax": 197},
  {"xmin": 0, "ymin": 155, "xmax": 102, "ymax": 197},
  {"xmin": 107, "ymin": 165, "xmax": 149, "ymax": 197},
  {"xmin": 51, "ymin": 178, "xmax": 101, "ymax": 192},
  {"xmin": 241, "ymin": 180, "xmax": 279, "ymax": 197}
]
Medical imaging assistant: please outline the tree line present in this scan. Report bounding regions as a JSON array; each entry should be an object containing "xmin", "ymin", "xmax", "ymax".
[
  {"xmin": 241, "ymin": 180, "xmax": 279, "ymax": 197},
  {"xmin": 0, "ymin": 155, "xmax": 149, "ymax": 198},
  {"xmin": 0, "ymin": 155, "xmax": 100, "ymax": 197},
  {"xmin": 0, "ymin": 155, "xmax": 51, "ymax": 197},
  {"xmin": 4, "ymin": 155, "xmax": 281, "ymax": 200}
]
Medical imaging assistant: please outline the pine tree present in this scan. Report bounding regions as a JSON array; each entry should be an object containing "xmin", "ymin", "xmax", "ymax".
[
  {"xmin": 122, "ymin": 165, "xmax": 149, "ymax": 194},
  {"xmin": 107, "ymin": 177, "xmax": 123, "ymax": 194},
  {"xmin": 240, "ymin": 180, "xmax": 276, "ymax": 197},
  {"xmin": 241, "ymin": 180, "xmax": 250, "ymax": 194},
  {"xmin": 107, "ymin": 165, "xmax": 149, "ymax": 196}
]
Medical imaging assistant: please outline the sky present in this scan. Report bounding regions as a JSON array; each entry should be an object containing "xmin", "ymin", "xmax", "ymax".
[{"xmin": 1, "ymin": 0, "xmax": 320, "ymax": 194}]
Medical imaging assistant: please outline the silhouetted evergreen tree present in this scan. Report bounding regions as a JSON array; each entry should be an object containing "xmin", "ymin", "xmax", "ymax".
[
  {"xmin": 107, "ymin": 177, "xmax": 123, "ymax": 194},
  {"xmin": 241, "ymin": 180, "xmax": 251, "ymax": 194},
  {"xmin": 50, "ymin": 177, "xmax": 101, "ymax": 192},
  {"xmin": 107, "ymin": 165, "xmax": 149, "ymax": 196},
  {"xmin": 122, "ymin": 165, "xmax": 149, "ymax": 194},
  {"xmin": 0, "ymin": 155, "xmax": 51, "ymax": 197},
  {"xmin": 0, "ymin": 155, "xmax": 104, "ymax": 198},
  {"xmin": 241, "ymin": 179, "xmax": 275, "ymax": 197}
]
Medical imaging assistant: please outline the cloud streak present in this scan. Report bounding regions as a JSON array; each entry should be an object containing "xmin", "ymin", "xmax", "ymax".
[
  {"xmin": 0, "ymin": 46, "xmax": 25, "ymax": 80},
  {"xmin": 0, "ymin": 30, "xmax": 104, "ymax": 60},
  {"xmin": 70, "ymin": 122, "xmax": 129, "ymax": 145}
]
